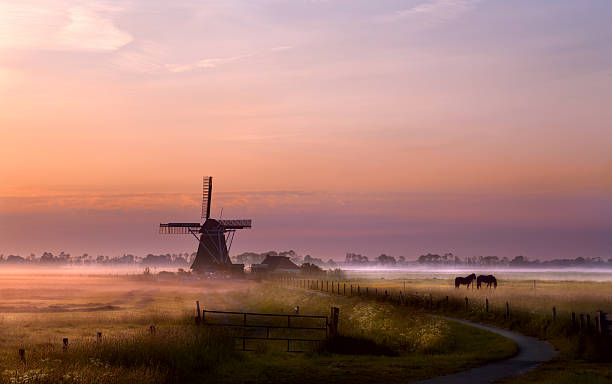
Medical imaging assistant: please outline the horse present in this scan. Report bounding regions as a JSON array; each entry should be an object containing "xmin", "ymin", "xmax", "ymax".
[
  {"xmin": 455, "ymin": 273, "xmax": 476, "ymax": 289},
  {"xmin": 477, "ymin": 275, "xmax": 498, "ymax": 289}
]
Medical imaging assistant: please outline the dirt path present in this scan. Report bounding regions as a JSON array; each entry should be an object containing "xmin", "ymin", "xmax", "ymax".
[{"xmin": 412, "ymin": 316, "xmax": 558, "ymax": 384}]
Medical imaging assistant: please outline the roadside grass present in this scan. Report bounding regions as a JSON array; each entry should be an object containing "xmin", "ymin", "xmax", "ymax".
[
  {"xmin": 212, "ymin": 320, "xmax": 516, "ymax": 384},
  {"xmin": 498, "ymin": 360, "xmax": 612, "ymax": 384},
  {"xmin": 286, "ymin": 276, "xmax": 612, "ymax": 383},
  {"xmin": 210, "ymin": 285, "xmax": 517, "ymax": 384}
]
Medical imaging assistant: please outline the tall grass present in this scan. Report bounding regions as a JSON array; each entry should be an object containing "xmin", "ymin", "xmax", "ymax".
[
  {"xmin": 225, "ymin": 284, "xmax": 452, "ymax": 353},
  {"xmin": 0, "ymin": 316, "xmax": 238, "ymax": 384}
]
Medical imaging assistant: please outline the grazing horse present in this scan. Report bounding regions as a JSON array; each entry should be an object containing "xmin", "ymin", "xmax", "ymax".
[
  {"xmin": 455, "ymin": 273, "xmax": 476, "ymax": 289},
  {"xmin": 477, "ymin": 275, "xmax": 498, "ymax": 289}
]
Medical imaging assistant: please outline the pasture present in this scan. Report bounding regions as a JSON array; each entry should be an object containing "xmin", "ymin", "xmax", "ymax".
[
  {"xmin": 0, "ymin": 269, "xmax": 610, "ymax": 383},
  {"xmin": 0, "ymin": 270, "xmax": 517, "ymax": 383},
  {"xmin": 281, "ymin": 269, "xmax": 612, "ymax": 383},
  {"xmin": 343, "ymin": 269, "xmax": 612, "ymax": 316}
]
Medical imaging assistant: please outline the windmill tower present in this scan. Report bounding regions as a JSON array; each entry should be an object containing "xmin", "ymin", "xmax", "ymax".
[{"xmin": 159, "ymin": 177, "xmax": 252, "ymax": 274}]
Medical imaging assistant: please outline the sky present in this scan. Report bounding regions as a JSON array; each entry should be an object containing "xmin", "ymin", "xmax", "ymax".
[{"xmin": 0, "ymin": 0, "xmax": 611, "ymax": 261}]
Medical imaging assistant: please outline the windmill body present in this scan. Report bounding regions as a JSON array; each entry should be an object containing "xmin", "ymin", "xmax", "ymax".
[{"xmin": 159, "ymin": 177, "xmax": 251, "ymax": 274}]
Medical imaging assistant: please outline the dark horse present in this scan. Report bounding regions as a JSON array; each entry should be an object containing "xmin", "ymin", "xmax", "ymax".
[
  {"xmin": 455, "ymin": 273, "xmax": 476, "ymax": 289},
  {"xmin": 477, "ymin": 275, "xmax": 498, "ymax": 289}
]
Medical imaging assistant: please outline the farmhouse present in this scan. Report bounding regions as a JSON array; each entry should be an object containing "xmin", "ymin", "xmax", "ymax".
[{"xmin": 255, "ymin": 255, "xmax": 300, "ymax": 273}]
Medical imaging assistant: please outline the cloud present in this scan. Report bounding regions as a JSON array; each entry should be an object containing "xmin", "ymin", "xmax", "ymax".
[
  {"xmin": 166, "ymin": 54, "xmax": 254, "ymax": 73},
  {"xmin": 165, "ymin": 45, "xmax": 292, "ymax": 74},
  {"xmin": 381, "ymin": 0, "xmax": 478, "ymax": 26},
  {"xmin": 56, "ymin": 5, "xmax": 132, "ymax": 52},
  {"xmin": 0, "ymin": 1, "xmax": 132, "ymax": 52},
  {"xmin": 270, "ymin": 45, "xmax": 294, "ymax": 52}
]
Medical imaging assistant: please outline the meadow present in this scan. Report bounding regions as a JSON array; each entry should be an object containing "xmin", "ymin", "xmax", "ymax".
[
  {"xmin": 0, "ymin": 270, "xmax": 517, "ymax": 384},
  {"xmin": 280, "ymin": 269, "xmax": 612, "ymax": 383},
  {"xmin": 2, "ymin": 268, "xmax": 612, "ymax": 383}
]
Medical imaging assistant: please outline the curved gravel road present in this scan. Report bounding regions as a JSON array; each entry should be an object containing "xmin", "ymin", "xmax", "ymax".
[{"xmin": 412, "ymin": 316, "xmax": 558, "ymax": 384}]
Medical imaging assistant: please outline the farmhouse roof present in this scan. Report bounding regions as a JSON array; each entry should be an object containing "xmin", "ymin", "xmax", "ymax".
[{"xmin": 260, "ymin": 255, "xmax": 300, "ymax": 271}]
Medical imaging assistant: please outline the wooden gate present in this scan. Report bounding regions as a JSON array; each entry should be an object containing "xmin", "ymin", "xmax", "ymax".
[{"xmin": 196, "ymin": 306, "xmax": 337, "ymax": 352}]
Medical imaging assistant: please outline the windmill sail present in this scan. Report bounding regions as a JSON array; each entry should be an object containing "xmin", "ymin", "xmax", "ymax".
[{"xmin": 201, "ymin": 176, "xmax": 212, "ymax": 220}]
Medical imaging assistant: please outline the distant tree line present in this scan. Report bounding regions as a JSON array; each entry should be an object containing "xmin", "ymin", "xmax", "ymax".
[
  {"xmin": 0, "ymin": 252, "xmax": 196, "ymax": 267},
  {"xmin": 3, "ymin": 250, "xmax": 610, "ymax": 269},
  {"xmin": 343, "ymin": 252, "xmax": 612, "ymax": 268}
]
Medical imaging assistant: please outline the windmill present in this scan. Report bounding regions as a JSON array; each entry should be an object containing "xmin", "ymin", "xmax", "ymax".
[{"xmin": 159, "ymin": 177, "xmax": 251, "ymax": 274}]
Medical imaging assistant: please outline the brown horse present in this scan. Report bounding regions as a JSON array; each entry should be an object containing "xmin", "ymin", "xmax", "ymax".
[
  {"xmin": 455, "ymin": 273, "xmax": 476, "ymax": 289},
  {"xmin": 477, "ymin": 275, "xmax": 498, "ymax": 289}
]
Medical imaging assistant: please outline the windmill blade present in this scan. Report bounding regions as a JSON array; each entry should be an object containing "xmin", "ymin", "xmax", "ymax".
[
  {"xmin": 201, "ymin": 176, "xmax": 212, "ymax": 220},
  {"xmin": 159, "ymin": 223, "xmax": 202, "ymax": 234}
]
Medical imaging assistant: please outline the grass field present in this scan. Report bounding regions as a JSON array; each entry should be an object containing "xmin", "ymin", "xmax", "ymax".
[
  {"xmin": 0, "ymin": 270, "xmax": 518, "ymax": 383},
  {"xmin": 283, "ymin": 270, "xmax": 612, "ymax": 383}
]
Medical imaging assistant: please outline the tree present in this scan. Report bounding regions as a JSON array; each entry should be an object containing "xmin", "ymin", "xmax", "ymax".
[
  {"xmin": 417, "ymin": 253, "xmax": 441, "ymax": 264},
  {"xmin": 376, "ymin": 254, "xmax": 396, "ymax": 265},
  {"xmin": 300, "ymin": 263, "xmax": 324, "ymax": 276},
  {"xmin": 304, "ymin": 255, "xmax": 324, "ymax": 266},
  {"xmin": 6, "ymin": 255, "xmax": 25, "ymax": 263},
  {"xmin": 510, "ymin": 255, "xmax": 528, "ymax": 266},
  {"xmin": 345, "ymin": 253, "xmax": 369, "ymax": 264}
]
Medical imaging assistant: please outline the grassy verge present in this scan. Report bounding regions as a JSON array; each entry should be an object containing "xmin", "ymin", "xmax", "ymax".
[
  {"xmin": 211, "ymin": 320, "xmax": 516, "ymax": 384},
  {"xmin": 280, "ymin": 277, "xmax": 612, "ymax": 383},
  {"xmin": 498, "ymin": 360, "xmax": 612, "ymax": 384}
]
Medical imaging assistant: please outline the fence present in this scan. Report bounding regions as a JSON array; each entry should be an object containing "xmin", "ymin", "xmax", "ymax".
[
  {"xmin": 277, "ymin": 277, "xmax": 611, "ymax": 338},
  {"xmin": 194, "ymin": 302, "xmax": 337, "ymax": 352}
]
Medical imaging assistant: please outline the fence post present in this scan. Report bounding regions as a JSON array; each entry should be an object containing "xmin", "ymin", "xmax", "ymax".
[
  {"xmin": 580, "ymin": 314, "xmax": 585, "ymax": 331},
  {"xmin": 366, "ymin": 287, "xmax": 369, "ymax": 296},
  {"xmin": 344, "ymin": 283, "xmax": 346, "ymax": 295},
  {"xmin": 595, "ymin": 316, "xmax": 600, "ymax": 334},
  {"xmin": 150, "ymin": 325, "xmax": 156, "ymax": 335},
  {"xmin": 505, "ymin": 302, "xmax": 510, "ymax": 318},
  {"xmin": 350, "ymin": 285, "xmax": 353, "ymax": 295},
  {"xmin": 465, "ymin": 297, "xmax": 468, "ymax": 312},
  {"xmin": 18, "ymin": 349, "xmax": 25, "ymax": 364},
  {"xmin": 552, "ymin": 306, "xmax": 556, "ymax": 321},
  {"xmin": 326, "ymin": 280, "xmax": 329, "ymax": 291},
  {"xmin": 598, "ymin": 311, "xmax": 606, "ymax": 334},
  {"xmin": 195, "ymin": 301, "xmax": 201, "ymax": 324},
  {"xmin": 329, "ymin": 307, "xmax": 340, "ymax": 339},
  {"xmin": 358, "ymin": 285, "xmax": 360, "ymax": 296},
  {"xmin": 62, "ymin": 338, "xmax": 69, "ymax": 351},
  {"xmin": 243, "ymin": 313, "xmax": 247, "ymax": 351},
  {"xmin": 97, "ymin": 332, "xmax": 102, "ymax": 342},
  {"xmin": 485, "ymin": 298, "xmax": 489, "ymax": 313}
]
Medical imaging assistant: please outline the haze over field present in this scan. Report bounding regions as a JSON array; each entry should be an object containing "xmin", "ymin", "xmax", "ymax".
[{"xmin": 1, "ymin": 0, "xmax": 611, "ymax": 259}]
